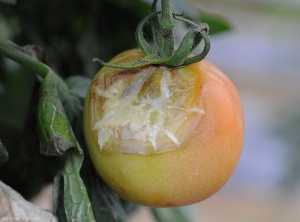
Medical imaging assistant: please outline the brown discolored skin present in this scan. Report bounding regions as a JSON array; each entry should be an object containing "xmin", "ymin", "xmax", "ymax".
[{"xmin": 84, "ymin": 49, "xmax": 244, "ymax": 207}]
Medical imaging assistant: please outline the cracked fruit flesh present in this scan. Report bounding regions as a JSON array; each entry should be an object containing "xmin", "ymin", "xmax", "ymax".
[{"xmin": 84, "ymin": 49, "xmax": 244, "ymax": 207}]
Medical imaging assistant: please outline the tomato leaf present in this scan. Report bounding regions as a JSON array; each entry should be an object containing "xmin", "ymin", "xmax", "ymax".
[
  {"xmin": 199, "ymin": 14, "xmax": 231, "ymax": 35},
  {"xmin": 37, "ymin": 73, "xmax": 82, "ymax": 156},
  {"xmin": 0, "ymin": 40, "xmax": 82, "ymax": 156},
  {"xmin": 53, "ymin": 148, "xmax": 130, "ymax": 222},
  {"xmin": 121, "ymin": 199, "xmax": 138, "ymax": 216},
  {"xmin": 0, "ymin": 140, "xmax": 9, "ymax": 167},
  {"xmin": 52, "ymin": 171, "xmax": 68, "ymax": 222},
  {"xmin": 151, "ymin": 205, "xmax": 196, "ymax": 222},
  {"xmin": 0, "ymin": 39, "xmax": 134, "ymax": 222},
  {"xmin": 61, "ymin": 149, "xmax": 96, "ymax": 222},
  {"xmin": 80, "ymin": 155, "xmax": 130, "ymax": 222},
  {"xmin": 65, "ymin": 76, "xmax": 92, "ymax": 99}
]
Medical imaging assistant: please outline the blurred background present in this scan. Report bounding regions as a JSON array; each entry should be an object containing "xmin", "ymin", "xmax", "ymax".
[{"xmin": 1, "ymin": 0, "xmax": 300, "ymax": 221}]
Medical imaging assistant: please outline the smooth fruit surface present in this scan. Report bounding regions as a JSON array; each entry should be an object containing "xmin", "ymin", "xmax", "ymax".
[{"xmin": 84, "ymin": 49, "xmax": 244, "ymax": 207}]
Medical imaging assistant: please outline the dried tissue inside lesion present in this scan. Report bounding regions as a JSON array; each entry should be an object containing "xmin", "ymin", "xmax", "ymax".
[{"xmin": 90, "ymin": 68, "xmax": 204, "ymax": 154}]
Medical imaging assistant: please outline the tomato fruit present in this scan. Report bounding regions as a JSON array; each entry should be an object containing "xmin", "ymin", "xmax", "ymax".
[{"xmin": 84, "ymin": 49, "xmax": 244, "ymax": 207}]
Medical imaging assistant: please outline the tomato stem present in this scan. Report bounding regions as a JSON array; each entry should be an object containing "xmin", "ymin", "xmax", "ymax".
[
  {"xmin": 0, "ymin": 39, "xmax": 49, "ymax": 78},
  {"xmin": 160, "ymin": 0, "xmax": 175, "ymax": 59},
  {"xmin": 98, "ymin": 0, "xmax": 211, "ymax": 69}
]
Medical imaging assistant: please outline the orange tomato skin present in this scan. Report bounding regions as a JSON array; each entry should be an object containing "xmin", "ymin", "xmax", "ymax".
[{"xmin": 84, "ymin": 49, "xmax": 244, "ymax": 207}]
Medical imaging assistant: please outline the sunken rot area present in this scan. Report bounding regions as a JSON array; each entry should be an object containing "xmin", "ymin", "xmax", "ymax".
[{"xmin": 84, "ymin": 49, "xmax": 244, "ymax": 207}]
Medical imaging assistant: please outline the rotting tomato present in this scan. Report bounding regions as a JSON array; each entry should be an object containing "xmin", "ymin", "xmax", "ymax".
[{"xmin": 84, "ymin": 48, "xmax": 244, "ymax": 207}]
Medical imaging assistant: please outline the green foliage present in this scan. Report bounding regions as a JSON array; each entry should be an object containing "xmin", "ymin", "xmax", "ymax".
[
  {"xmin": 0, "ymin": 39, "xmax": 133, "ymax": 221},
  {"xmin": 151, "ymin": 206, "xmax": 196, "ymax": 222},
  {"xmin": 37, "ymin": 73, "xmax": 81, "ymax": 156},
  {"xmin": 65, "ymin": 76, "xmax": 91, "ymax": 99},
  {"xmin": 199, "ymin": 14, "xmax": 231, "ymax": 35},
  {"xmin": 60, "ymin": 149, "xmax": 96, "ymax": 222}
]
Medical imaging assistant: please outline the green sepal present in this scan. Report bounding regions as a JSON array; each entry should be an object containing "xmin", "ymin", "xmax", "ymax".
[
  {"xmin": 163, "ymin": 30, "xmax": 198, "ymax": 66},
  {"xmin": 136, "ymin": 11, "xmax": 161, "ymax": 56},
  {"xmin": 37, "ymin": 73, "xmax": 81, "ymax": 156},
  {"xmin": 0, "ymin": 140, "xmax": 9, "ymax": 167}
]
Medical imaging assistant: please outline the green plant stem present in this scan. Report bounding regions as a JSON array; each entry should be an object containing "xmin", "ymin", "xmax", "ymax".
[
  {"xmin": 0, "ymin": 39, "xmax": 49, "ymax": 78},
  {"xmin": 160, "ymin": 0, "xmax": 175, "ymax": 58}
]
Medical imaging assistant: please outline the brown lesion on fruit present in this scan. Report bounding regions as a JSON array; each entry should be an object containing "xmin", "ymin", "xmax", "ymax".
[
  {"xmin": 118, "ymin": 186, "xmax": 126, "ymax": 195},
  {"xmin": 153, "ymin": 200, "xmax": 178, "ymax": 207},
  {"xmin": 105, "ymin": 67, "xmax": 148, "ymax": 90},
  {"xmin": 137, "ymin": 67, "xmax": 161, "ymax": 100},
  {"xmin": 89, "ymin": 90, "xmax": 106, "ymax": 122}
]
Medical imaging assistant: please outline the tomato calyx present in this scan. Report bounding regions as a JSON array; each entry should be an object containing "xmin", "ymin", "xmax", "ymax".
[{"xmin": 94, "ymin": 0, "xmax": 210, "ymax": 69}]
